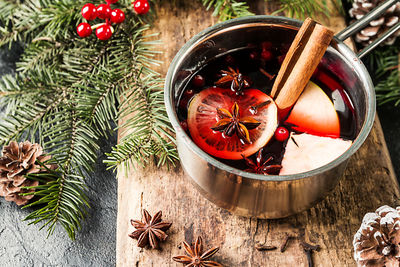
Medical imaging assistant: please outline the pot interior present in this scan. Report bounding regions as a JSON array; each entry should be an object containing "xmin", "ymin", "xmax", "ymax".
[{"xmin": 166, "ymin": 16, "xmax": 375, "ymax": 179}]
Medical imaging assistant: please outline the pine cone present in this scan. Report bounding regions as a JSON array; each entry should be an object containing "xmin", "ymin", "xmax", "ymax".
[
  {"xmin": 0, "ymin": 141, "xmax": 50, "ymax": 206},
  {"xmin": 349, "ymin": 0, "xmax": 400, "ymax": 46},
  {"xmin": 353, "ymin": 205, "xmax": 400, "ymax": 267}
]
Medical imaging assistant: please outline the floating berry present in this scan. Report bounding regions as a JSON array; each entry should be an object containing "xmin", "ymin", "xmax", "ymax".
[
  {"xmin": 184, "ymin": 89, "xmax": 195, "ymax": 98},
  {"xmin": 261, "ymin": 41, "xmax": 273, "ymax": 50},
  {"xmin": 249, "ymin": 51, "xmax": 259, "ymax": 61},
  {"xmin": 81, "ymin": 3, "xmax": 97, "ymax": 21},
  {"xmin": 179, "ymin": 89, "xmax": 195, "ymax": 110},
  {"xmin": 224, "ymin": 55, "xmax": 235, "ymax": 65},
  {"xmin": 133, "ymin": 0, "xmax": 150, "ymax": 15},
  {"xmin": 96, "ymin": 24, "xmax": 112, "ymax": 40},
  {"xmin": 261, "ymin": 50, "xmax": 273, "ymax": 61},
  {"xmin": 97, "ymin": 4, "xmax": 112, "ymax": 19},
  {"xmin": 180, "ymin": 121, "xmax": 188, "ymax": 132},
  {"xmin": 274, "ymin": 126, "xmax": 289, "ymax": 142},
  {"xmin": 106, "ymin": 0, "xmax": 119, "ymax": 4},
  {"xmin": 111, "ymin": 9, "xmax": 125, "ymax": 24},
  {"xmin": 77, "ymin": 22, "xmax": 92, "ymax": 38},
  {"xmin": 192, "ymin": 74, "xmax": 205, "ymax": 88},
  {"xmin": 278, "ymin": 54, "xmax": 286, "ymax": 65}
]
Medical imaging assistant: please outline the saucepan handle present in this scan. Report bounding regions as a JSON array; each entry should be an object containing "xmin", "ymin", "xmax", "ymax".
[{"xmin": 335, "ymin": 0, "xmax": 400, "ymax": 58}]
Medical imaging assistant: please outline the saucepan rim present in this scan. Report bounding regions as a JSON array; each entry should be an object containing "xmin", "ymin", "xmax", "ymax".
[{"xmin": 164, "ymin": 15, "xmax": 376, "ymax": 182}]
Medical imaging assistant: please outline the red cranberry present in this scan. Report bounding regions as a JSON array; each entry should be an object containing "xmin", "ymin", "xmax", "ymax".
[
  {"xmin": 261, "ymin": 41, "xmax": 273, "ymax": 50},
  {"xmin": 278, "ymin": 54, "xmax": 286, "ymax": 65},
  {"xmin": 249, "ymin": 51, "xmax": 259, "ymax": 61},
  {"xmin": 275, "ymin": 126, "xmax": 289, "ymax": 142},
  {"xmin": 96, "ymin": 24, "xmax": 112, "ymax": 40},
  {"xmin": 77, "ymin": 23, "xmax": 92, "ymax": 38},
  {"xmin": 192, "ymin": 75, "xmax": 205, "ymax": 88},
  {"xmin": 110, "ymin": 9, "xmax": 125, "ymax": 24},
  {"xmin": 106, "ymin": 0, "xmax": 119, "ymax": 3},
  {"xmin": 81, "ymin": 3, "xmax": 97, "ymax": 21},
  {"xmin": 133, "ymin": 0, "xmax": 150, "ymax": 15},
  {"xmin": 180, "ymin": 121, "xmax": 188, "ymax": 132},
  {"xmin": 261, "ymin": 50, "xmax": 273, "ymax": 61},
  {"xmin": 184, "ymin": 89, "xmax": 195, "ymax": 98},
  {"xmin": 97, "ymin": 4, "xmax": 111, "ymax": 19},
  {"xmin": 224, "ymin": 55, "xmax": 235, "ymax": 65},
  {"xmin": 179, "ymin": 89, "xmax": 195, "ymax": 110},
  {"xmin": 280, "ymin": 43, "xmax": 290, "ymax": 54}
]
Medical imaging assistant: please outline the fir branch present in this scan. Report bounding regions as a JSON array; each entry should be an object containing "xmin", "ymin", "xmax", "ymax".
[
  {"xmin": 375, "ymin": 69, "xmax": 400, "ymax": 106},
  {"xmin": 0, "ymin": 0, "xmax": 178, "ymax": 239},
  {"xmin": 366, "ymin": 46, "xmax": 400, "ymax": 106},
  {"xmin": 105, "ymin": 73, "xmax": 178, "ymax": 172},
  {"xmin": 365, "ymin": 46, "xmax": 399, "ymax": 78},
  {"xmin": 0, "ymin": 0, "xmax": 84, "ymax": 47},
  {"xmin": 16, "ymin": 41, "xmax": 65, "ymax": 73},
  {"xmin": 201, "ymin": 0, "xmax": 254, "ymax": 21},
  {"xmin": 0, "ymin": 70, "xmax": 60, "ymax": 144},
  {"xmin": 272, "ymin": 0, "xmax": 329, "ymax": 19},
  {"xmin": 42, "ymin": 108, "xmax": 99, "ymax": 173},
  {"xmin": 23, "ymin": 167, "xmax": 89, "ymax": 240}
]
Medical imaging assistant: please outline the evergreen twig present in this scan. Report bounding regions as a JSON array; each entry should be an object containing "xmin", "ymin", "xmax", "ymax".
[
  {"xmin": 201, "ymin": 0, "xmax": 254, "ymax": 21},
  {"xmin": 272, "ymin": 0, "xmax": 329, "ymax": 19},
  {"xmin": 0, "ymin": 0, "xmax": 177, "ymax": 239},
  {"xmin": 365, "ymin": 45, "xmax": 400, "ymax": 106}
]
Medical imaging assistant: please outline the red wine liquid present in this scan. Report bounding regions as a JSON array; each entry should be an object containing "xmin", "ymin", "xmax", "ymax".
[{"xmin": 176, "ymin": 42, "xmax": 356, "ymax": 173}]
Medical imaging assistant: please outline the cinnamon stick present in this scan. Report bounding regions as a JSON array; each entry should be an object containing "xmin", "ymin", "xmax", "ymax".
[{"xmin": 271, "ymin": 18, "xmax": 334, "ymax": 111}]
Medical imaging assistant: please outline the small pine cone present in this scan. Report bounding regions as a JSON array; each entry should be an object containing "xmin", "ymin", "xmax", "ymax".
[
  {"xmin": 353, "ymin": 205, "xmax": 400, "ymax": 267},
  {"xmin": 0, "ymin": 141, "xmax": 51, "ymax": 206},
  {"xmin": 349, "ymin": 0, "xmax": 400, "ymax": 46}
]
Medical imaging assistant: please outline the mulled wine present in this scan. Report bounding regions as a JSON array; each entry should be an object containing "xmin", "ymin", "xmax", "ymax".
[{"xmin": 176, "ymin": 41, "xmax": 356, "ymax": 175}]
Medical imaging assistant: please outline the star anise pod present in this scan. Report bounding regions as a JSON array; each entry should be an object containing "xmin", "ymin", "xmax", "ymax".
[
  {"xmin": 242, "ymin": 148, "xmax": 282, "ymax": 175},
  {"xmin": 211, "ymin": 102, "xmax": 260, "ymax": 144},
  {"xmin": 172, "ymin": 236, "xmax": 223, "ymax": 267},
  {"xmin": 128, "ymin": 209, "xmax": 172, "ymax": 249},
  {"xmin": 215, "ymin": 67, "xmax": 250, "ymax": 94}
]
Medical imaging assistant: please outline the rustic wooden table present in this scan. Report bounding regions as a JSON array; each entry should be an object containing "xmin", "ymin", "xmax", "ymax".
[{"xmin": 116, "ymin": 1, "xmax": 400, "ymax": 266}]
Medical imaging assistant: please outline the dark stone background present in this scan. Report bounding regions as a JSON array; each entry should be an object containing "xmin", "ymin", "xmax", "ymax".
[{"xmin": 0, "ymin": 45, "xmax": 399, "ymax": 266}]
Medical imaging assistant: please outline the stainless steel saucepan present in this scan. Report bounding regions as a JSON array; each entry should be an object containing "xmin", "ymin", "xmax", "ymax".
[{"xmin": 164, "ymin": 0, "xmax": 400, "ymax": 218}]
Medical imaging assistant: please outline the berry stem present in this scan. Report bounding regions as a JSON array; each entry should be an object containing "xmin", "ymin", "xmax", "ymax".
[{"xmin": 91, "ymin": 23, "xmax": 106, "ymax": 30}]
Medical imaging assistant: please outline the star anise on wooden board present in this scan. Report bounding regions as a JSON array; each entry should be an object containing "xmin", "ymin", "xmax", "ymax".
[
  {"xmin": 172, "ymin": 236, "xmax": 223, "ymax": 267},
  {"xmin": 211, "ymin": 102, "xmax": 260, "ymax": 144},
  {"xmin": 128, "ymin": 209, "xmax": 172, "ymax": 249},
  {"xmin": 215, "ymin": 67, "xmax": 250, "ymax": 94},
  {"xmin": 241, "ymin": 148, "xmax": 282, "ymax": 175}
]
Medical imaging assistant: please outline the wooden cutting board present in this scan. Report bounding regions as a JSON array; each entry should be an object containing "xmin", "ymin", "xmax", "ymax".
[{"xmin": 116, "ymin": 1, "xmax": 400, "ymax": 266}]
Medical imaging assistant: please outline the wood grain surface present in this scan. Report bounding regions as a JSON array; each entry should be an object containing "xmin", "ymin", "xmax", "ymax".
[{"xmin": 116, "ymin": 1, "xmax": 400, "ymax": 266}]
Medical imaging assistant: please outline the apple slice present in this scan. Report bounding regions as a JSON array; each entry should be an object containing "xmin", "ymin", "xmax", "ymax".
[
  {"xmin": 279, "ymin": 133, "xmax": 352, "ymax": 175},
  {"xmin": 285, "ymin": 81, "xmax": 340, "ymax": 137}
]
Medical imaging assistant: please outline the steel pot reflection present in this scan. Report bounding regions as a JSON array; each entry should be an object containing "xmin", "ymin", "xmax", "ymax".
[{"xmin": 165, "ymin": 16, "xmax": 376, "ymax": 218}]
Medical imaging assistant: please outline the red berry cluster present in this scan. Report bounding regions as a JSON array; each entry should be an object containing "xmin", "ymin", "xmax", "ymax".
[{"xmin": 77, "ymin": 0, "xmax": 125, "ymax": 41}]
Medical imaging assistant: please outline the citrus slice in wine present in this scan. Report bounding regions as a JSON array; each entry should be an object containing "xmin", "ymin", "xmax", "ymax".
[
  {"xmin": 286, "ymin": 81, "xmax": 340, "ymax": 137},
  {"xmin": 187, "ymin": 87, "xmax": 278, "ymax": 160}
]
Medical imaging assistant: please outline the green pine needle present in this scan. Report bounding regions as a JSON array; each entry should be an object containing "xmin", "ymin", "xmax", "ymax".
[
  {"xmin": 201, "ymin": 0, "xmax": 254, "ymax": 21},
  {"xmin": 273, "ymin": 0, "xmax": 330, "ymax": 20},
  {"xmin": 365, "ymin": 46, "xmax": 400, "ymax": 106},
  {"xmin": 23, "ymin": 167, "xmax": 90, "ymax": 240}
]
